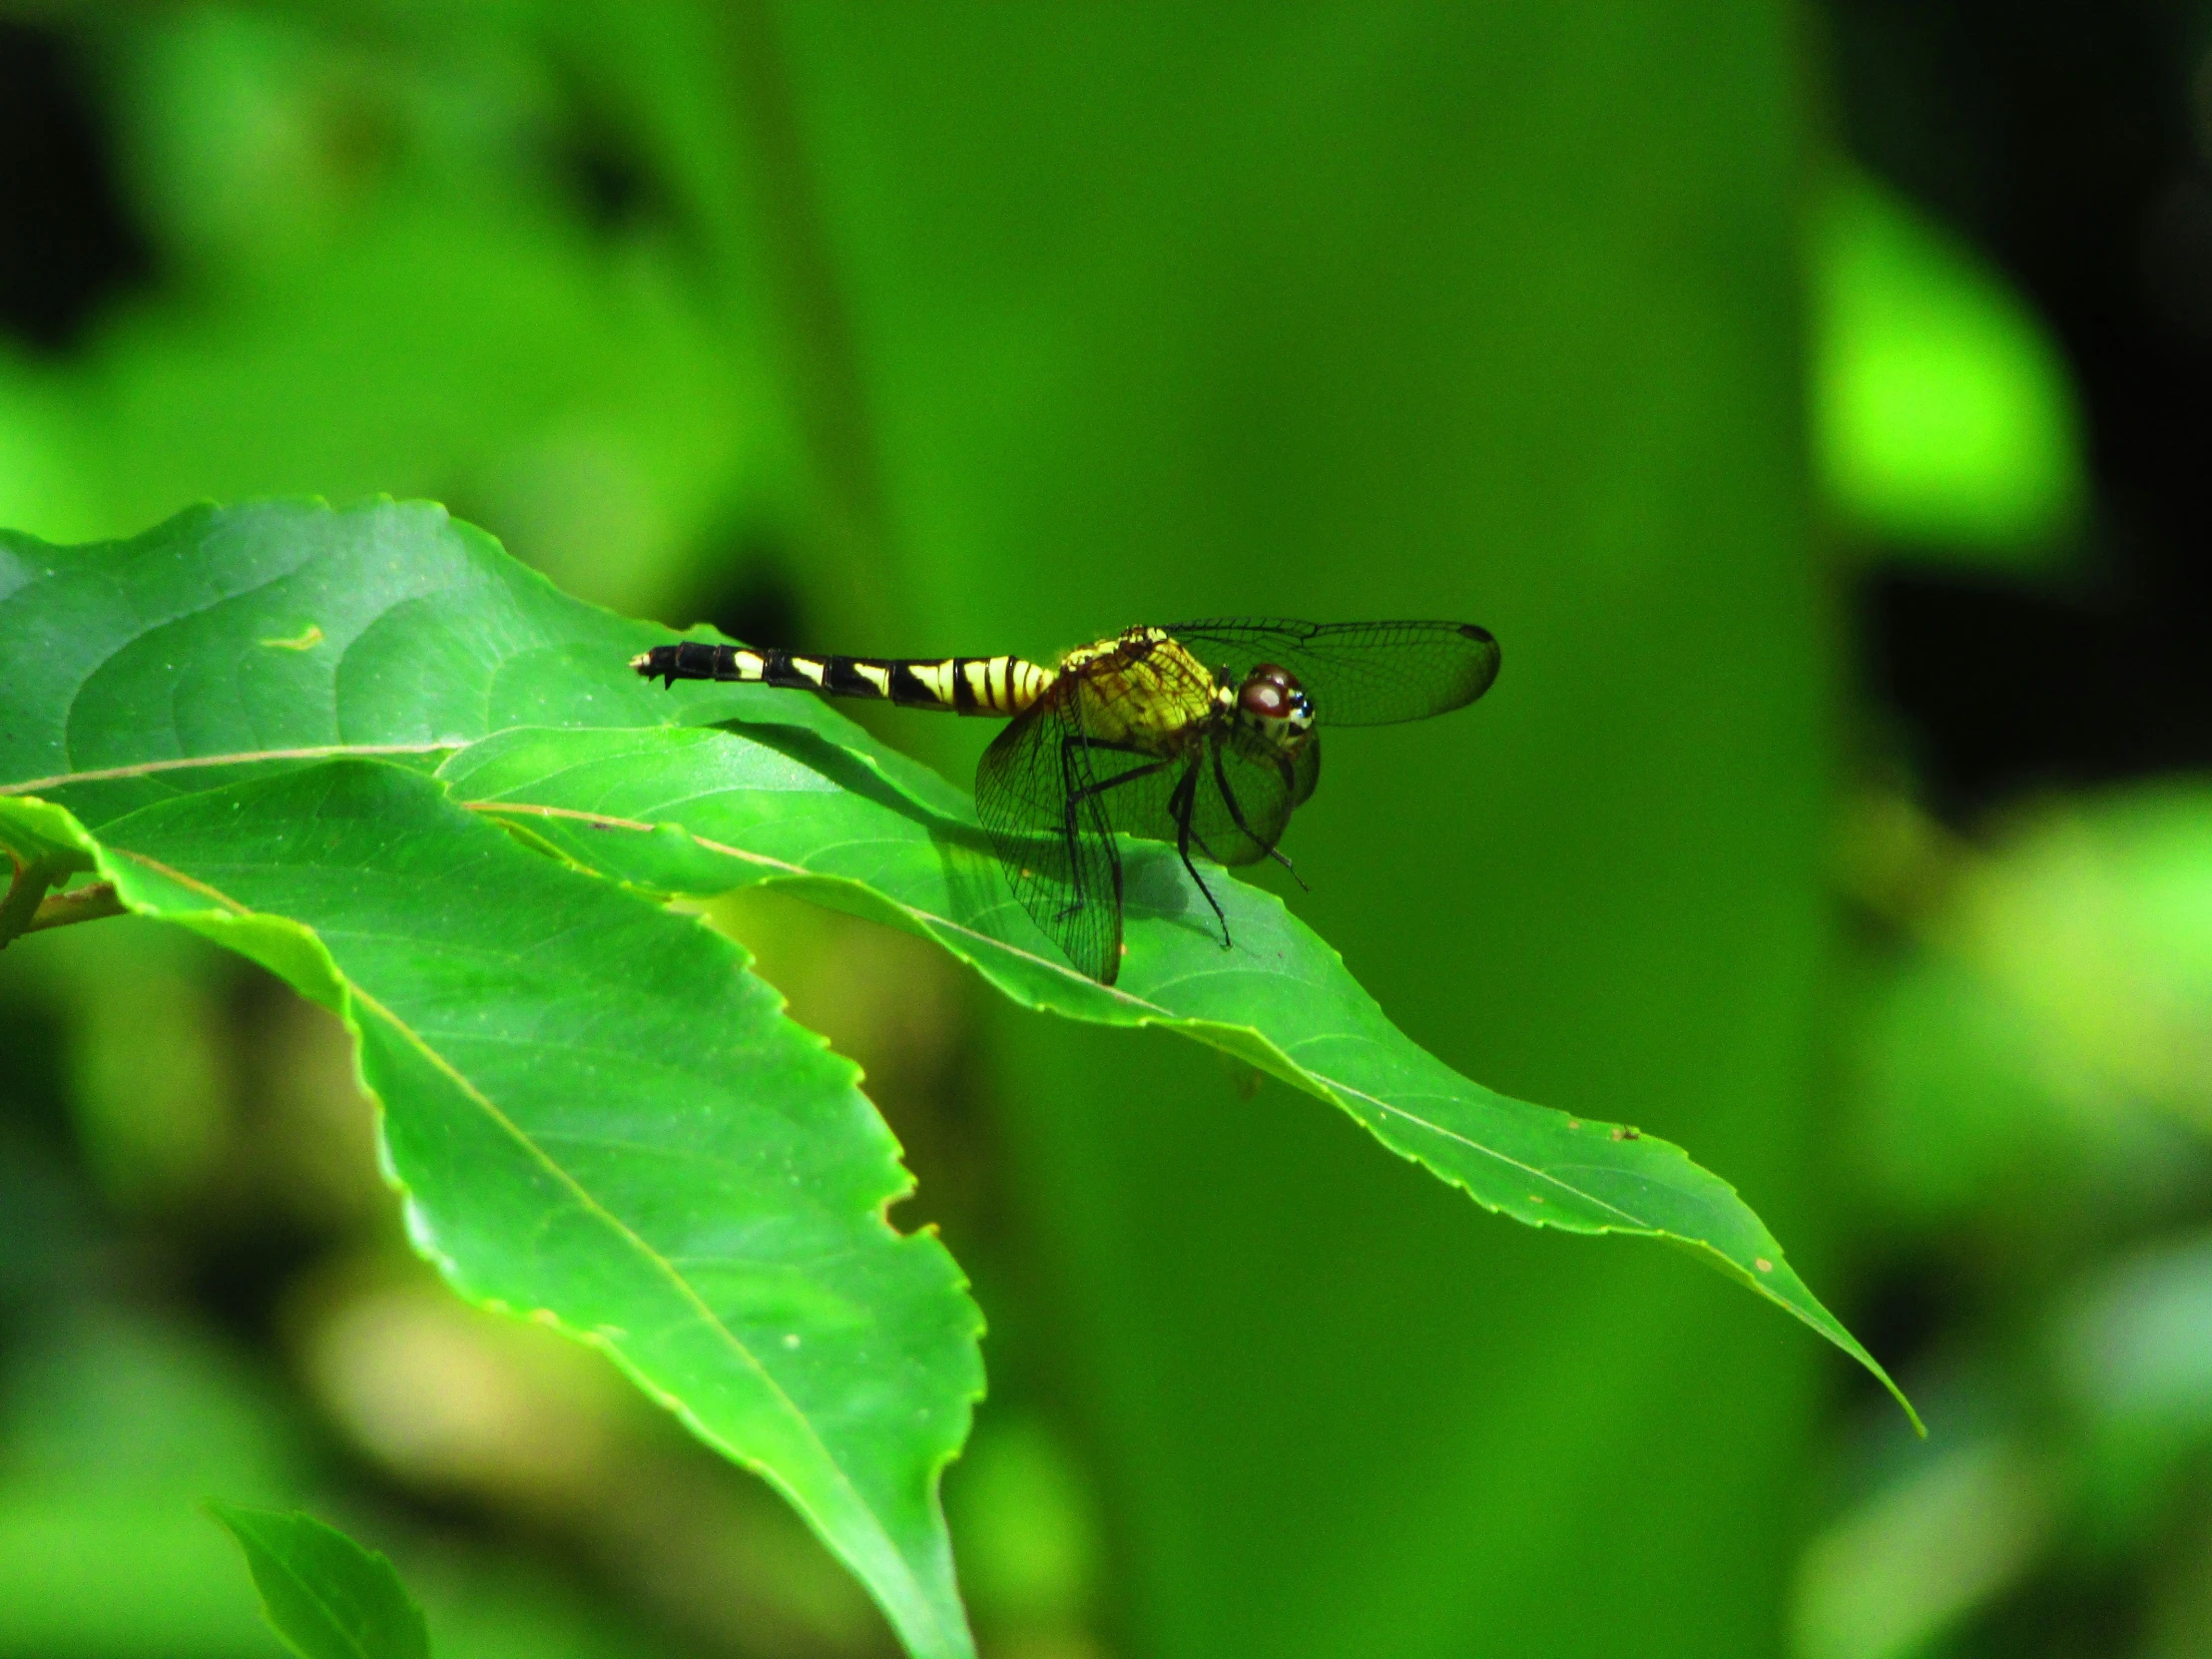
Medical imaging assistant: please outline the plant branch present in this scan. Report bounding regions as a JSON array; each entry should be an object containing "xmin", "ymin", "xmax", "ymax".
[
  {"xmin": 24, "ymin": 881, "xmax": 126, "ymax": 936},
  {"xmin": 0, "ymin": 853, "xmax": 125, "ymax": 947},
  {"xmin": 0, "ymin": 853, "xmax": 55, "ymax": 947}
]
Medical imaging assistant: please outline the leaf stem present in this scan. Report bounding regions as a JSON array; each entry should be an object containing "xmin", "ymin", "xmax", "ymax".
[
  {"xmin": 0, "ymin": 852, "xmax": 51, "ymax": 946},
  {"xmin": 0, "ymin": 853, "xmax": 124, "ymax": 946},
  {"xmin": 26, "ymin": 881, "xmax": 126, "ymax": 935}
]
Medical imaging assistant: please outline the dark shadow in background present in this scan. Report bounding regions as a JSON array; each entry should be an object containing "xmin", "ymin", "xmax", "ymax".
[
  {"xmin": 0, "ymin": 22, "xmax": 151, "ymax": 352},
  {"xmin": 1830, "ymin": 11, "xmax": 2212, "ymax": 1648},
  {"xmin": 1836, "ymin": 0, "xmax": 2212, "ymax": 814}
]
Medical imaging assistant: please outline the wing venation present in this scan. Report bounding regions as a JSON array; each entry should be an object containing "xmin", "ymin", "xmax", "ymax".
[
  {"xmin": 974, "ymin": 685, "xmax": 1125, "ymax": 983},
  {"xmin": 1162, "ymin": 618, "xmax": 1499, "ymax": 726}
]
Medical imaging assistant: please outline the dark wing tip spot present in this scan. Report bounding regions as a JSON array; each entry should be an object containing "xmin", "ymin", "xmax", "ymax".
[{"xmin": 1458, "ymin": 624, "xmax": 1501, "ymax": 702}]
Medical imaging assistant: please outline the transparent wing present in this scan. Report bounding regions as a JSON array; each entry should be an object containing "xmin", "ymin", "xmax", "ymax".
[
  {"xmin": 1044, "ymin": 703, "xmax": 1320, "ymax": 867},
  {"xmin": 974, "ymin": 683, "xmax": 1163, "ymax": 985},
  {"xmin": 1086, "ymin": 756, "xmax": 1184, "ymax": 845},
  {"xmin": 1162, "ymin": 619, "xmax": 1499, "ymax": 726},
  {"xmin": 1184, "ymin": 727, "xmax": 1317, "ymax": 866}
]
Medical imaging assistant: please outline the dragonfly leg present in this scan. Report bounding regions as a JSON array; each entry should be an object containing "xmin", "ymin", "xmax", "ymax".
[
  {"xmin": 1056, "ymin": 743, "xmax": 1170, "ymax": 920},
  {"xmin": 1171, "ymin": 764, "xmax": 1232, "ymax": 950},
  {"xmin": 1210, "ymin": 745, "xmax": 1294, "ymax": 874}
]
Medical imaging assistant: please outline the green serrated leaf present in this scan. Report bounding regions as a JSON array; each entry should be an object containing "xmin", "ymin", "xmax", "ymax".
[
  {"xmin": 441, "ymin": 721, "xmax": 1914, "ymax": 1421},
  {"xmin": 0, "ymin": 498, "xmax": 993, "ymax": 1657},
  {"xmin": 0, "ymin": 495, "xmax": 1916, "ymax": 1659},
  {"xmin": 3, "ymin": 493, "xmax": 1905, "ymax": 1420},
  {"xmin": 207, "ymin": 1502, "xmax": 430, "ymax": 1659},
  {"xmin": 1, "ymin": 767, "xmax": 981, "ymax": 1659}
]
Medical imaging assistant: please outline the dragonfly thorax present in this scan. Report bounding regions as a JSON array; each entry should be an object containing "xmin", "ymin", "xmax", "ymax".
[{"xmin": 1052, "ymin": 627, "xmax": 1221, "ymax": 750}]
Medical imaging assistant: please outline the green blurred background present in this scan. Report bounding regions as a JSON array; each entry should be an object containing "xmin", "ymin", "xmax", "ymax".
[{"xmin": 1, "ymin": 2, "xmax": 2207, "ymax": 1655}]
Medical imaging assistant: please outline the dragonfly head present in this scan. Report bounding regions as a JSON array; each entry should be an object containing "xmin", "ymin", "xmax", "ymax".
[{"xmin": 1233, "ymin": 663, "xmax": 1316, "ymax": 750}]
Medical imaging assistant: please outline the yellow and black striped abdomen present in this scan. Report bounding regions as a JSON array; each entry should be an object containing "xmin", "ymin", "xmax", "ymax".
[{"xmin": 631, "ymin": 642, "xmax": 1058, "ymax": 717}]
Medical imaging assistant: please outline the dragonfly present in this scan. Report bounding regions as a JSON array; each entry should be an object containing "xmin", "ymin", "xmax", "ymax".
[{"xmin": 632, "ymin": 619, "xmax": 1500, "ymax": 985}]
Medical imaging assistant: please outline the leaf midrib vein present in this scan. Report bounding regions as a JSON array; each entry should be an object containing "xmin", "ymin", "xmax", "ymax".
[
  {"xmin": 466, "ymin": 801, "xmax": 1165, "ymax": 1014},
  {"xmin": 1, "ymin": 743, "xmax": 456, "ymax": 797},
  {"xmin": 1309, "ymin": 1069, "xmax": 1656, "ymax": 1227},
  {"xmin": 96, "ymin": 841, "xmax": 925, "ymax": 1631},
  {"xmin": 480, "ymin": 800, "xmax": 1678, "ymax": 1239}
]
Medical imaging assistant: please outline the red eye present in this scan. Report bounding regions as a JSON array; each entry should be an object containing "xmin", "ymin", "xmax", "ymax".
[{"xmin": 1238, "ymin": 664, "xmax": 1298, "ymax": 720}]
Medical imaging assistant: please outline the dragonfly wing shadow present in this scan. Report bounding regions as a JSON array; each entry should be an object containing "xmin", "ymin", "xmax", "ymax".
[
  {"xmin": 709, "ymin": 720, "xmax": 1232, "ymax": 959},
  {"xmin": 708, "ymin": 720, "xmax": 992, "ymax": 851},
  {"xmin": 709, "ymin": 720, "xmax": 1079, "ymax": 950},
  {"xmin": 1120, "ymin": 838, "xmax": 1216, "ymax": 936}
]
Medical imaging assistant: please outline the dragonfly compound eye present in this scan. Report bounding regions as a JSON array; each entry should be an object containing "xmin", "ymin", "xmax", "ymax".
[{"xmin": 1238, "ymin": 665, "xmax": 1315, "ymax": 735}]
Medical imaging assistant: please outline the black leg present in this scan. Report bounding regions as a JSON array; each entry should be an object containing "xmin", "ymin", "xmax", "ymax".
[
  {"xmin": 1058, "ymin": 733, "xmax": 1161, "ymax": 852},
  {"xmin": 1053, "ymin": 746, "xmax": 1171, "ymax": 920},
  {"xmin": 1062, "ymin": 734, "xmax": 1157, "ymax": 766},
  {"xmin": 1054, "ymin": 735, "xmax": 1126, "ymax": 907},
  {"xmin": 1211, "ymin": 747, "xmax": 1278, "ymax": 856},
  {"xmin": 1172, "ymin": 764, "xmax": 1232, "ymax": 950},
  {"xmin": 1066, "ymin": 755, "xmax": 1171, "ymax": 817},
  {"xmin": 1049, "ymin": 735, "xmax": 1237, "ymax": 951},
  {"xmin": 1208, "ymin": 745, "xmax": 1307, "ymax": 887}
]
